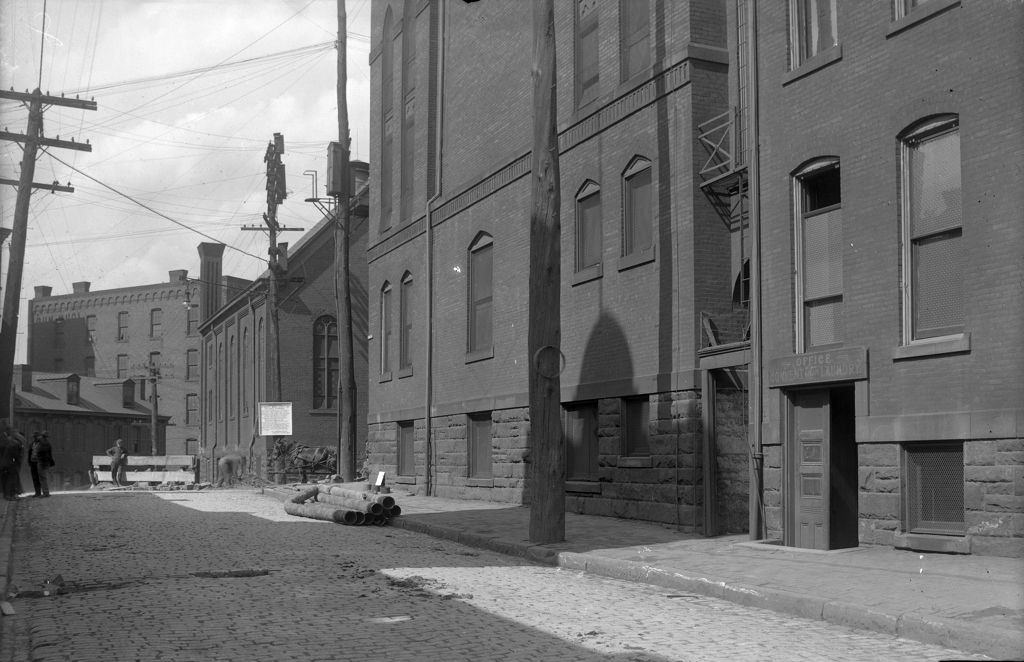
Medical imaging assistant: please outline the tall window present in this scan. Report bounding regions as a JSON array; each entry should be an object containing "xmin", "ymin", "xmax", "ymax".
[
  {"xmin": 790, "ymin": 0, "xmax": 838, "ymax": 67},
  {"xmin": 206, "ymin": 339, "xmax": 215, "ymax": 422},
  {"xmin": 620, "ymin": 0, "xmax": 650, "ymax": 81},
  {"xmin": 622, "ymin": 397, "xmax": 650, "ymax": 456},
  {"xmin": 468, "ymin": 234, "xmax": 494, "ymax": 354},
  {"xmin": 186, "ymin": 349, "xmax": 199, "ymax": 381},
  {"xmin": 380, "ymin": 8, "xmax": 395, "ymax": 230},
  {"xmin": 117, "ymin": 354, "xmax": 128, "ymax": 378},
  {"xmin": 228, "ymin": 336, "xmax": 235, "ymax": 419},
  {"xmin": 576, "ymin": 0, "xmax": 599, "ymax": 108},
  {"xmin": 623, "ymin": 157, "xmax": 653, "ymax": 260},
  {"xmin": 901, "ymin": 116, "xmax": 962, "ymax": 341},
  {"xmin": 242, "ymin": 329, "xmax": 250, "ymax": 413},
  {"xmin": 84, "ymin": 355, "xmax": 95, "ymax": 377},
  {"xmin": 186, "ymin": 394, "xmax": 199, "ymax": 425},
  {"xmin": 576, "ymin": 181, "xmax": 602, "ymax": 272},
  {"xmin": 398, "ymin": 420, "xmax": 415, "ymax": 476},
  {"xmin": 186, "ymin": 298, "xmax": 199, "ymax": 335},
  {"xmin": 565, "ymin": 402, "xmax": 599, "ymax": 480},
  {"xmin": 149, "ymin": 351, "xmax": 161, "ymax": 373},
  {"xmin": 400, "ymin": 1, "xmax": 416, "ymax": 222},
  {"xmin": 86, "ymin": 315, "xmax": 96, "ymax": 343},
  {"xmin": 399, "ymin": 273, "xmax": 413, "ymax": 371},
  {"xmin": 150, "ymin": 308, "xmax": 163, "ymax": 337},
  {"xmin": 117, "ymin": 311, "xmax": 129, "ymax": 341},
  {"xmin": 313, "ymin": 316, "xmax": 338, "ymax": 409},
  {"xmin": 468, "ymin": 412, "xmax": 492, "ymax": 479},
  {"xmin": 795, "ymin": 159, "xmax": 843, "ymax": 350},
  {"xmin": 380, "ymin": 283, "xmax": 393, "ymax": 375}
]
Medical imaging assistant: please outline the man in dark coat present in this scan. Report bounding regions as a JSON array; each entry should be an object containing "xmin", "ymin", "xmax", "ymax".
[
  {"xmin": 0, "ymin": 420, "xmax": 24, "ymax": 500},
  {"xmin": 29, "ymin": 431, "xmax": 56, "ymax": 497},
  {"xmin": 106, "ymin": 438, "xmax": 128, "ymax": 487}
]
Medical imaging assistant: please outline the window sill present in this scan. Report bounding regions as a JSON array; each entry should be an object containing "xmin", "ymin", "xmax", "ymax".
[
  {"xmin": 571, "ymin": 263, "xmax": 603, "ymax": 286},
  {"xmin": 466, "ymin": 477, "xmax": 493, "ymax": 488},
  {"xmin": 892, "ymin": 333, "xmax": 970, "ymax": 361},
  {"xmin": 894, "ymin": 531, "xmax": 969, "ymax": 554},
  {"xmin": 398, "ymin": 366, "xmax": 414, "ymax": 379},
  {"xmin": 618, "ymin": 455, "xmax": 652, "ymax": 468},
  {"xmin": 566, "ymin": 480, "xmax": 602, "ymax": 494},
  {"xmin": 886, "ymin": 0, "xmax": 960, "ymax": 38},
  {"xmin": 783, "ymin": 44, "xmax": 843, "ymax": 86},
  {"xmin": 465, "ymin": 347, "xmax": 494, "ymax": 364},
  {"xmin": 308, "ymin": 408, "xmax": 337, "ymax": 416},
  {"xmin": 379, "ymin": 371, "xmax": 393, "ymax": 383},
  {"xmin": 618, "ymin": 247, "xmax": 655, "ymax": 272}
]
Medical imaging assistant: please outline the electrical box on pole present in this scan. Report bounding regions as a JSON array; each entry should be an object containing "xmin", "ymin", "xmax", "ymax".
[{"xmin": 326, "ymin": 141, "xmax": 346, "ymax": 197}]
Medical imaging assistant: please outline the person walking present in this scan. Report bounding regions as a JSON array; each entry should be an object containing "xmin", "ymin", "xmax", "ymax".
[
  {"xmin": 106, "ymin": 438, "xmax": 128, "ymax": 487},
  {"xmin": 29, "ymin": 431, "xmax": 55, "ymax": 497}
]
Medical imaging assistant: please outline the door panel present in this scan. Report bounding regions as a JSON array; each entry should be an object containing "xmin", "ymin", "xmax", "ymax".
[{"xmin": 790, "ymin": 390, "xmax": 830, "ymax": 550}]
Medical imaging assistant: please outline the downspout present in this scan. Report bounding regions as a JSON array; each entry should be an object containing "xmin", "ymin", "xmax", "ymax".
[
  {"xmin": 747, "ymin": 0, "xmax": 765, "ymax": 541},
  {"xmin": 423, "ymin": 0, "xmax": 446, "ymax": 497}
]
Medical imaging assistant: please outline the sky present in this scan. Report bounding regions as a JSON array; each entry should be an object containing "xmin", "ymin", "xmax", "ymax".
[{"xmin": 0, "ymin": 0, "xmax": 372, "ymax": 362}]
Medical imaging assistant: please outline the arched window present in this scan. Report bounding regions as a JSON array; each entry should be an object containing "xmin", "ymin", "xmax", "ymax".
[
  {"xmin": 313, "ymin": 316, "xmax": 338, "ymax": 409},
  {"xmin": 380, "ymin": 282, "xmax": 393, "ymax": 375},
  {"xmin": 793, "ymin": 157, "xmax": 843, "ymax": 351},
  {"xmin": 575, "ymin": 180, "xmax": 602, "ymax": 274},
  {"xmin": 242, "ymin": 328, "xmax": 250, "ymax": 414},
  {"xmin": 622, "ymin": 156, "xmax": 653, "ymax": 262},
  {"xmin": 467, "ymin": 234, "xmax": 494, "ymax": 355},
  {"xmin": 899, "ymin": 114, "xmax": 962, "ymax": 342},
  {"xmin": 399, "ymin": 272, "xmax": 414, "ymax": 371}
]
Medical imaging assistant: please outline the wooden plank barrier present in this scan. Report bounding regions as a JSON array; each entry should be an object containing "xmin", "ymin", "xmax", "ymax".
[{"xmin": 91, "ymin": 455, "xmax": 199, "ymax": 485}]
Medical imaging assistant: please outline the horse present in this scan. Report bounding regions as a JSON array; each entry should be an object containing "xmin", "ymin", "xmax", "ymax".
[{"xmin": 287, "ymin": 444, "xmax": 336, "ymax": 482}]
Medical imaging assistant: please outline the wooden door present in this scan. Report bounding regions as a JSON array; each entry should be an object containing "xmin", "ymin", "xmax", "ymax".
[{"xmin": 789, "ymin": 390, "xmax": 830, "ymax": 549}]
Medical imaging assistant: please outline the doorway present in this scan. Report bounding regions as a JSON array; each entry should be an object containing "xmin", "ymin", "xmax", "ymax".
[
  {"xmin": 785, "ymin": 385, "xmax": 857, "ymax": 550},
  {"xmin": 703, "ymin": 367, "xmax": 749, "ymax": 536}
]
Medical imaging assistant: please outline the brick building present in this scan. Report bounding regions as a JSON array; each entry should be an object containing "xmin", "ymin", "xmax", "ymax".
[
  {"xmin": 365, "ymin": 0, "xmax": 751, "ymax": 533},
  {"xmin": 752, "ymin": 1, "xmax": 1023, "ymax": 556},
  {"xmin": 198, "ymin": 162, "xmax": 370, "ymax": 482},
  {"xmin": 11, "ymin": 365, "xmax": 168, "ymax": 489},
  {"xmin": 27, "ymin": 270, "xmax": 243, "ymax": 455}
]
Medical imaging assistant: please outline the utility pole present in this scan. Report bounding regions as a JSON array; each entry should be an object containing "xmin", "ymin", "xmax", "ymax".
[
  {"xmin": 148, "ymin": 358, "xmax": 160, "ymax": 456},
  {"xmin": 0, "ymin": 88, "xmax": 96, "ymax": 421},
  {"xmin": 334, "ymin": 0, "xmax": 357, "ymax": 482},
  {"xmin": 528, "ymin": 0, "xmax": 565, "ymax": 544}
]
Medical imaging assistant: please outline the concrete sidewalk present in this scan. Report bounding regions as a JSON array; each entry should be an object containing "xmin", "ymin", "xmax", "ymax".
[{"xmin": 267, "ymin": 483, "xmax": 1023, "ymax": 660}]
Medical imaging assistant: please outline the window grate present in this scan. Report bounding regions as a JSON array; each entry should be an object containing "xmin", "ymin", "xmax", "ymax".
[{"xmin": 904, "ymin": 442, "xmax": 964, "ymax": 534}]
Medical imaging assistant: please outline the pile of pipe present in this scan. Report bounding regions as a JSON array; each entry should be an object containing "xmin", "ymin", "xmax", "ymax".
[{"xmin": 284, "ymin": 485, "xmax": 402, "ymax": 526}]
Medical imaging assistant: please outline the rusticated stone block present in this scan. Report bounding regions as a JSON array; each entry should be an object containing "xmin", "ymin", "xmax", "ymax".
[
  {"xmin": 964, "ymin": 440, "xmax": 997, "ymax": 466},
  {"xmin": 858, "ymin": 443, "xmax": 898, "ymax": 467},
  {"xmin": 859, "ymin": 492, "xmax": 899, "ymax": 519}
]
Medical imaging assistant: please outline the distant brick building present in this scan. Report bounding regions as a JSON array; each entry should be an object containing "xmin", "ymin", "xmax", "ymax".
[
  {"xmin": 12, "ymin": 365, "xmax": 168, "ymax": 489},
  {"xmin": 753, "ymin": 1, "xmax": 1024, "ymax": 557},
  {"xmin": 28, "ymin": 270, "xmax": 246, "ymax": 455},
  {"xmin": 198, "ymin": 162, "xmax": 370, "ymax": 482},
  {"xmin": 365, "ymin": 0, "xmax": 748, "ymax": 533}
]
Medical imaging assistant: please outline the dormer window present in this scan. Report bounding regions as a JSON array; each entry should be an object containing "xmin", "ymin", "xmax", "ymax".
[{"xmin": 66, "ymin": 375, "xmax": 80, "ymax": 406}]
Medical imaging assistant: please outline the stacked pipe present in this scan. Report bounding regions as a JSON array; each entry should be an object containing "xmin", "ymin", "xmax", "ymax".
[{"xmin": 283, "ymin": 485, "xmax": 402, "ymax": 526}]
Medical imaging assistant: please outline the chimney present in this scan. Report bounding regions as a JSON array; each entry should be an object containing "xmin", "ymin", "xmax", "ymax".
[
  {"xmin": 169, "ymin": 269, "xmax": 188, "ymax": 283},
  {"xmin": 34, "ymin": 286, "xmax": 52, "ymax": 299},
  {"xmin": 197, "ymin": 243, "xmax": 225, "ymax": 323},
  {"xmin": 72, "ymin": 281, "xmax": 91, "ymax": 294},
  {"xmin": 13, "ymin": 365, "xmax": 31, "ymax": 392}
]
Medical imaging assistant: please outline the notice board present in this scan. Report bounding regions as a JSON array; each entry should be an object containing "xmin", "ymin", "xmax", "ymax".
[{"xmin": 257, "ymin": 402, "xmax": 293, "ymax": 436}]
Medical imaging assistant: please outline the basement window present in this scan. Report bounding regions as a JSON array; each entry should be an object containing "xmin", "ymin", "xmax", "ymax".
[{"xmin": 902, "ymin": 442, "xmax": 964, "ymax": 535}]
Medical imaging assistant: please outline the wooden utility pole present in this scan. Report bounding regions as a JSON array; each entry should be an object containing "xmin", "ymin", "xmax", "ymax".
[
  {"xmin": 0, "ymin": 88, "xmax": 95, "ymax": 421},
  {"xmin": 148, "ymin": 359, "xmax": 160, "ymax": 456},
  {"xmin": 334, "ymin": 0, "xmax": 357, "ymax": 482},
  {"xmin": 528, "ymin": 0, "xmax": 565, "ymax": 544}
]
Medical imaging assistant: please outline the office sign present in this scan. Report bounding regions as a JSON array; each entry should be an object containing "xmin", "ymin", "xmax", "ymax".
[
  {"xmin": 257, "ymin": 402, "xmax": 293, "ymax": 436},
  {"xmin": 766, "ymin": 347, "xmax": 867, "ymax": 387}
]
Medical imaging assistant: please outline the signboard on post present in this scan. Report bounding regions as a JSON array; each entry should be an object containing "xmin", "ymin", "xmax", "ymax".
[{"xmin": 257, "ymin": 402, "xmax": 293, "ymax": 436}]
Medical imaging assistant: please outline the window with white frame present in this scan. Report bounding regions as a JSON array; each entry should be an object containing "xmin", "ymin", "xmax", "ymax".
[
  {"xmin": 794, "ymin": 159, "xmax": 843, "ymax": 351},
  {"xmin": 117, "ymin": 311, "xmax": 129, "ymax": 341},
  {"xmin": 468, "ymin": 234, "xmax": 493, "ymax": 355},
  {"xmin": 790, "ymin": 0, "xmax": 838, "ymax": 67},
  {"xmin": 186, "ymin": 349, "xmax": 199, "ymax": 381},
  {"xmin": 380, "ymin": 283, "xmax": 393, "ymax": 376},
  {"xmin": 117, "ymin": 354, "xmax": 128, "ymax": 378},
  {"xmin": 576, "ymin": 181, "xmax": 602, "ymax": 273},
  {"xmin": 901, "ymin": 116, "xmax": 963, "ymax": 341},
  {"xmin": 150, "ymin": 308, "xmax": 162, "ymax": 337},
  {"xmin": 576, "ymin": 0, "xmax": 599, "ymax": 108},
  {"xmin": 622, "ymin": 156, "xmax": 653, "ymax": 260},
  {"xmin": 620, "ymin": 0, "xmax": 650, "ymax": 81}
]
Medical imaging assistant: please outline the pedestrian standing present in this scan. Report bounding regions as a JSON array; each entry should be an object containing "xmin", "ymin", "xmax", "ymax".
[
  {"xmin": 29, "ymin": 431, "xmax": 55, "ymax": 497},
  {"xmin": 0, "ymin": 420, "xmax": 21, "ymax": 500},
  {"xmin": 106, "ymin": 438, "xmax": 128, "ymax": 487}
]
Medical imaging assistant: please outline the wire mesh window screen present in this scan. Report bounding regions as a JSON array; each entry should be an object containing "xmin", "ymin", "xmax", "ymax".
[
  {"xmin": 912, "ymin": 229, "xmax": 963, "ymax": 337},
  {"xmin": 904, "ymin": 442, "xmax": 964, "ymax": 534}
]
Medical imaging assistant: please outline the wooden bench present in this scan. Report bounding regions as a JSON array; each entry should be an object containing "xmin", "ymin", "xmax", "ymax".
[{"xmin": 91, "ymin": 455, "xmax": 199, "ymax": 485}]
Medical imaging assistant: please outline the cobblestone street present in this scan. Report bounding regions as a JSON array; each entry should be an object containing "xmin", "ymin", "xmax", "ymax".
[{"xmin": 1, "ymin": 492, "xmax": 987, "ymax": 661}]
